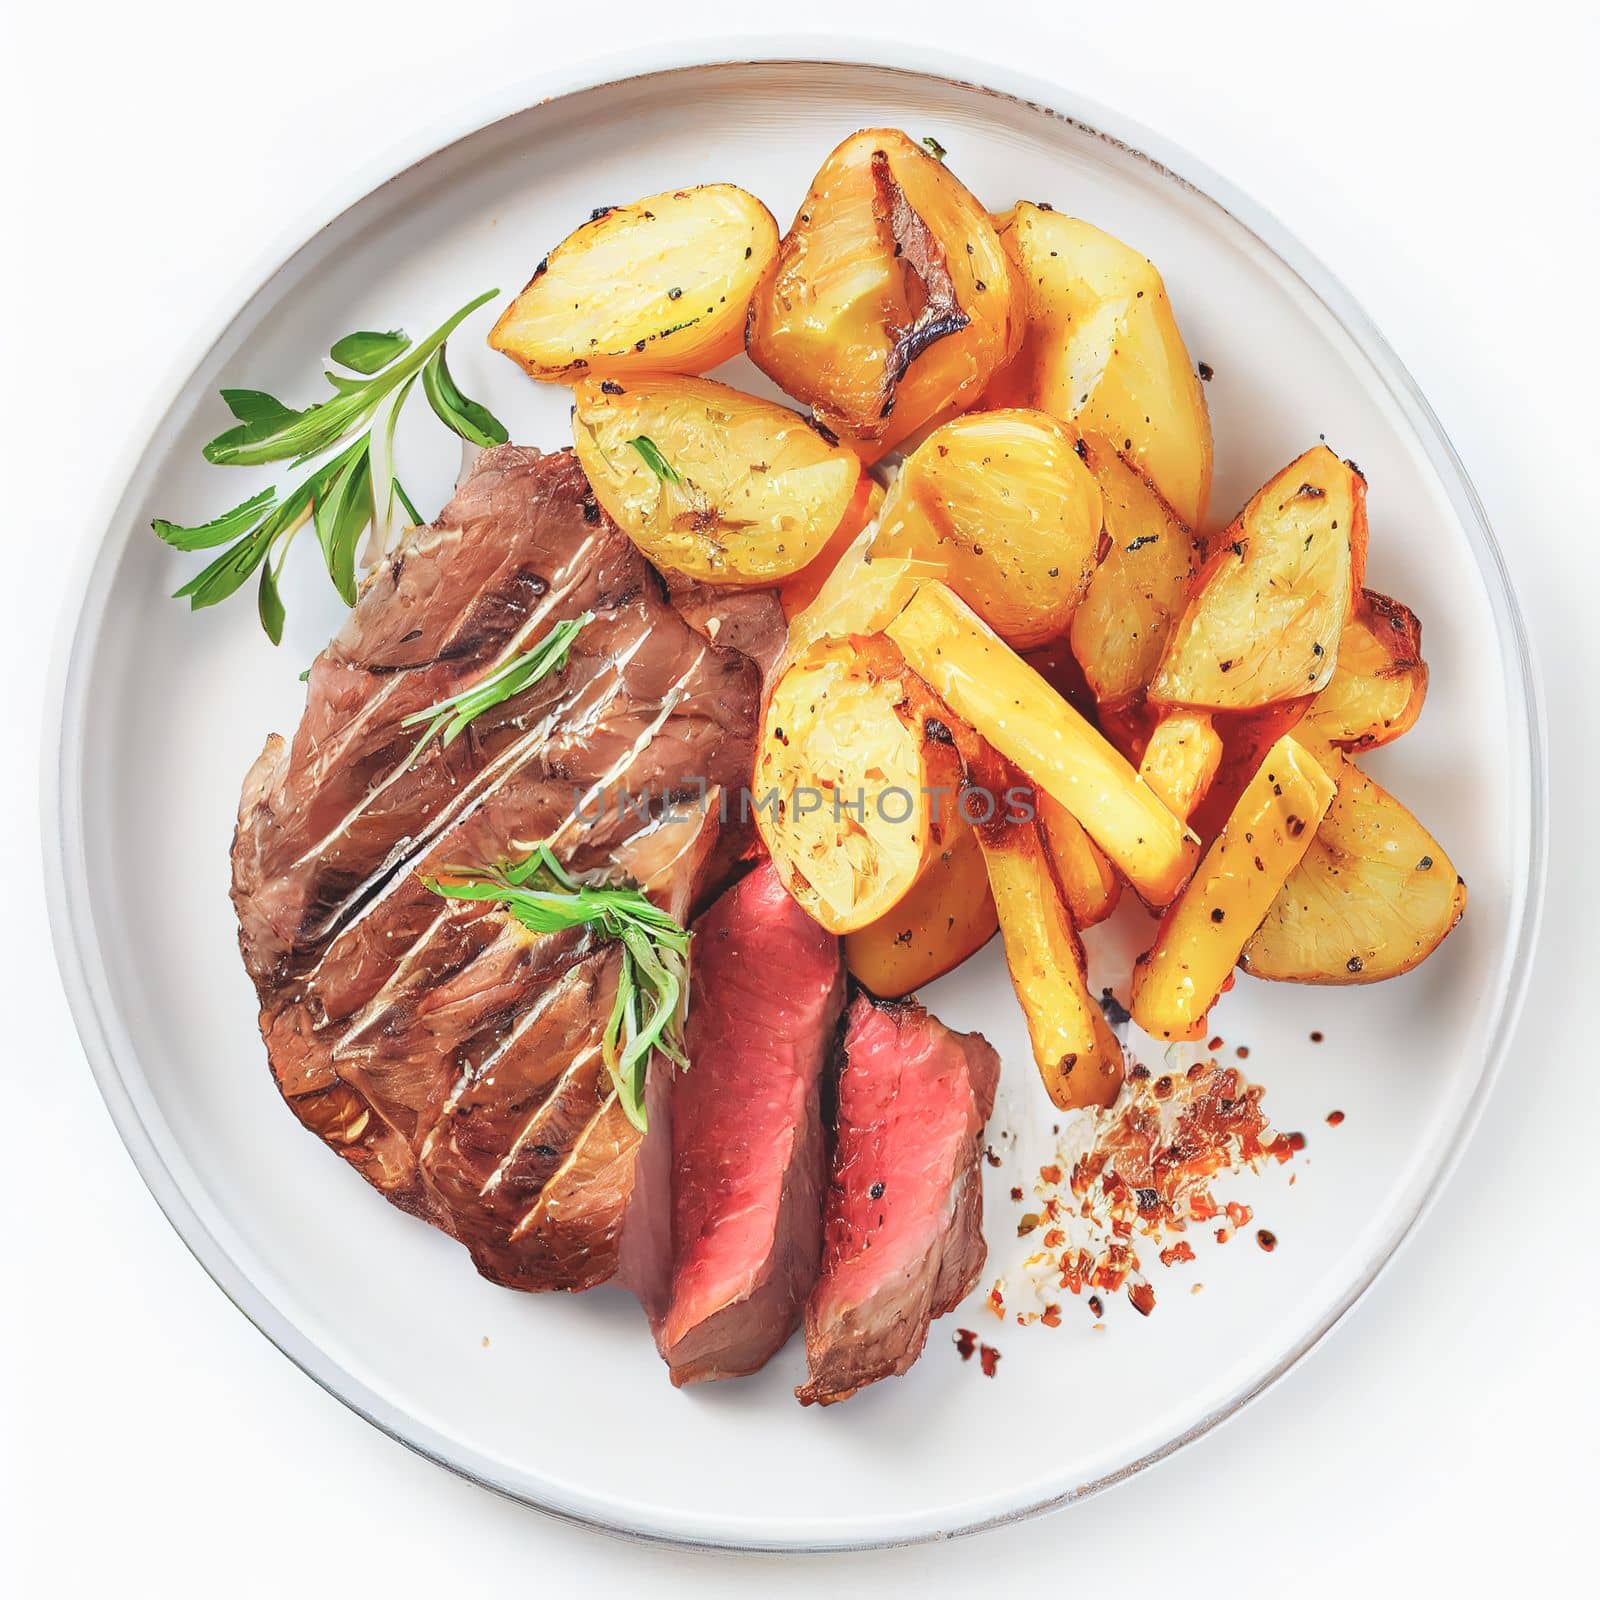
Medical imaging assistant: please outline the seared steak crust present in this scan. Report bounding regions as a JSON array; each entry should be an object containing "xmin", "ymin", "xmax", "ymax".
[{"xmin": 230, "ymin": 445, "xmax": 775, "ymax": 1289}]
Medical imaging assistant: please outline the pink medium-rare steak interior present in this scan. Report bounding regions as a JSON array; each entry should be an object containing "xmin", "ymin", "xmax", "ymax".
[
  {"xmin": 797, "ymin": 994, "xmax": 1000, "ymax": 1405},
  {"xmin": 230, "ymin": 445, "xmax": 776, "ymax": 1290},
  {"xmin": 657, "ymin": 860, "xmax": 846, "ymax": 1384}
]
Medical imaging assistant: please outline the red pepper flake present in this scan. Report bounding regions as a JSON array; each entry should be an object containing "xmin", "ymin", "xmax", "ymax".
[
  {"xmin": 1235, "ymin": 1045, "xmax": 1250, "ymax": 1060},
  {"xmin": 986, "ymin": 1283, "xmax": 1005, "ymax": 1318},
  {"xmin": 1326, "ymin": 1109, "xmax": 1345, "ymax": 1126},
  {"xmin": 979, "ymin": 1343, "xmax": 1001, "ymax": 1378},
  {"xmin": 1128, "ymin": 1282, "xmax": 1156, "ymax": 1317},
  {"xmin": 1043, "ymin": 1228, "xmax": 1065, "ymax": 1249},
  {"xmin": 1160, "ymin": 1240, "xmax": 1196, "ymax": 1267},
  {"xmin": 1225, "ymin": 1200, "xmax": 1253, "ymax": 1229},
  {"xmin": 1215, "ymin": 1227, "xmax": 1231, "ymax": 1244},
  {"xmin": 1039, "ymin": 1162, "xmax": 1063, "ymax": 1185},
  {"xmin": 1257, "ymin": 1228, "xmax": 1278, "ymax": 1252},
  {"xmin": 1207, "ymin": 1035, "xmax": 1225, "ymax": 1052},
  {"xmin": 1041, "ymin": 1304, "xmax": 1062, "ymax": 1328},
  {"xmin": 1010, "ymin": 1186, "xmax": 1024, "ymax": 1201},
  {"xmin": 1087, "ymin": 1294, "xmax": 1104, "ymax": 1317},
  {"xmin": 954, "ymin": 1327, "xmax": 977, "ymax": 1360}
]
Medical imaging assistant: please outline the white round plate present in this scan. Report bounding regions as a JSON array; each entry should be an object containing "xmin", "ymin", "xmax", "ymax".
[{"xmin": 45, "ymin": 45, "xmax": 1544, "ymax": 1551}]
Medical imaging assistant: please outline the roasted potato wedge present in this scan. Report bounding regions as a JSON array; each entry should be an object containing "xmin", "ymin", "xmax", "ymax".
[
  {"xmin": 1037, "ymin": 789, "xmax": 1120, "ymax": 928},
  {"xmin": 783, "ymin": 521, "xmax": 942, "ymax": 661},
  {"xmin": 756, "ymin": 634, "xmax": 961, "ymax": 933},
  {"xmin": 1131, "ymin": 735, "xmax": 1336, "ymax": 1041},
  {"xmin": 871, "ymin": 409, "xmax": 1103, "ymax": 649},
  {"xmin": 746, "ymin": 129, "xmax": 1016, "ymax": 457},
  {"xmin": 1150, "ymin": 447, "xmax": 1366, "ymax": 711},
  {"xmin": 887, "ymin": 581, "xmax": 1198, "ymax": 906},
  {"xmin": 1240, "ymin": 756, "xmax": 1464, "ymax": 984},
  {"xmin": 1138, "ymin": 711, "xmax": 1223, "ymax": 823},
  {"xmin": 845, "ymin": 820, "xmax": 998, "ymax": 998},
  {"xmin": 1069, "ymin": 436, "xmax": 1200, "ymax": 707},
  {"xmin": 1300, "ymin": 588, "xmax": 1428, "ymax": 752},
  {"xmin": 571, "ymin": 374, "xmax": 862, "ymax": 583},
  {"xmin": 987, "ymin": 203, "xmax": 1212, "ymax": 528},
  {"xmin": 967, "ymin": 749, "xmax": 1124, "ymax": 1109},
  {"xmin": 490, "ymin": 186, "xmax": 778, "ymax": 379},
  {"xmin": 778, "ymin": 473, "xmax": 885, "ymax": 618}
]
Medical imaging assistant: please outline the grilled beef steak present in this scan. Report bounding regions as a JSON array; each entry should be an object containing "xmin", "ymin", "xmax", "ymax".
[
  {"xmin": 230, "ymin": 445, "xmax": 777, "ymax": 1291},
  {"xmin": 657, "ymin": 861, "xmax": 845, "ymax": 1384},
  {"xmin": 797, "ymin": 994, "xmax": 999, "ymax": 1405}
]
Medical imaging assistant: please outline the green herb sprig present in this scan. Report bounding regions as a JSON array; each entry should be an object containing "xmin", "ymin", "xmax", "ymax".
[
  {"xmin": 626, "ymin": 434, "xmax": 681, "ymax": 484},
  {"xmin": 423, "ymin": 845, "xmax": 690, "ymax": 1131},
  {"xmin": 153, "ymin": 290, "xmax": 508, "ymax": 643},
  {"xmin": 400, "ymin": 612, "xmax": 592, "ymax": 758}
]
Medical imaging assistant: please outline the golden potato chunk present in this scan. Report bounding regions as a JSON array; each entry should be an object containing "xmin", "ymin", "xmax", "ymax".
[
  {"xmin": 1069, "ymin": 436, "xmax": 1199, "ymax": 706},
  {"xmin": 1138, "ymin": 711, "xmax": 1224, "ymax": 823},
  {"xmin": 778, "ymin": 474, "xmax": 884, "ymax": 617},
  {"xmin": 1240, "ymin": 756, "xmax": 1464, "ymax": 984},
  {"xmin": 1037, "ymin": 789, "xmax": 1120, "ymax": 928},
  {"xmin": 756, "ymin": 635, "xmax": 960, "ymax": 934},
  {"xmin": 746, "ymin": 129, "xmax": 1016, "ymax": 457},
  {"xmin": 1131, "ymin": 735, "xmax": 1336, "ymax": 1041},
  {"xmin": 845, "ymin": 821, "xmax": 998, "ymax": 998},
  {"xmin": 490, "ymin": 186, "xmax": 778, "ymax": 379},
  {"xmin": 967, "ymin": 746, "xmax": 1123, "ymax": 1110},
  {"xmin": 571, "ymin": 374, "xmax": 861, "ymax": 583},
  {"xmin": 1300, "ymin": 589, "xmax": 1428, "ymax": 752},
  {"xmin": 782, "ymin": 520, "xmax": 941, "ymax": 661},
  {"xmin": 1150, "ymin": 447, "xmax": 1366, "ymax": 711},
  {"xmin": 871, "ymin": 409, "xmax": 1103, "ymax": 649},
  {"xmin": 988, "ymin": 203, "xmax": 1212, "ymax": 528},
  {"xmin": 887, "ymin": 581, "xmax": 1198, "ymax": 906}
]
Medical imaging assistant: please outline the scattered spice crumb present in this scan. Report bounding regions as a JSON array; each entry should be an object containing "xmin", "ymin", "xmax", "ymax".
[
  {"xmin": 1257, "ymin": 1229, "xmax": 1278, "ymax": 1253},
  {"xmin": 1216, "ymin": 1227, "xmax": 1231, "ymax": 1244},
  {"xmin": 1326, "ymin": 1109, "xmax": 1345, "ymax": 1126},
  {"xmin": 1041, "ymin": 1304, "xmax": 1062, "ymax": 1327},
  {"xmin": 1225, "ymin": 1200, "xmax": 1253, "ymax": 1229},
  {"xmin": 1088, "ymin": 1294, "xmax": 1104, "ymax": 1317},
  {"xmin": 979, "ymin": 1343, "xmax": 1001, "ymax": 1378},
  {"xmin": 1128, "ymin": 1282, "xmax": 1156, "ymax": 1317},
  {"xmin": 1310, "ymin": 1030, "xmax": 1324, "ymax": 1043},
  {"xmin": 985, "ymin": 1146, "xmax": 1002, "ymax": 1168},
  {"xmin": 1198, "ymin": 361, "xmax": 1214, "ymax": 381},
  {"xmin": 481, "ymin": 1336, "xmax": 490, "ymax": 1348},
  {"xmin": 987, "ymin": 1284, "xmax": 1005, "ymax": 1318},
  {"xmin": 1159, "ymin": 1240, "xmax": 1197, "ymax": 1267},
  {"xmin": 1191, "ymin": 1282, "xmax": 1204, "ymax": 1295},
  {"xmin": 954, "ymin": 1327, "xmax": 977, "ymax": 1360},
  {"xmin": 1010, "ymin": 1186, "xmax": 1024, "ymax": 1202},
  {"xmin": 1235, "ymin": 1045, "xmax": 1250, "ymax": 1060},
  {"xmin": 1207, "ymin": 1035, "xmax": 1224, "ymax": 1052}
]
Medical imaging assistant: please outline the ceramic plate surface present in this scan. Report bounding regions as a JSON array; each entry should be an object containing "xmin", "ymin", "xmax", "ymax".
[{"xmin": 45, "ymin": 45, "xmax": 1544, "ymax": 1551}]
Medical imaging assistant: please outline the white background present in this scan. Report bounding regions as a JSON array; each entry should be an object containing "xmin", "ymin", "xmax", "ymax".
[{"xmin": 3, "ymin": 1, "xmax": 1595, "ymax": 1592}]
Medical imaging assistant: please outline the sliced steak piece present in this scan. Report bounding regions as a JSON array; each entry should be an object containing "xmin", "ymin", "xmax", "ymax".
[
  {"xmin": 797, "ymin": 995, "xmax": 1000, "ymax": 1406},
  {"xmin": 657, "ymin": 862, "xmax": 845, "ymax": 1384},
  {"xmin": 230, "ymin": 445, "xmax": 772, "ymax": 1290}
]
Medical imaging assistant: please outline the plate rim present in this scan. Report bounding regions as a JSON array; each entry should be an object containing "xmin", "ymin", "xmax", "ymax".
[{"xmin": 40, "ymin": 38, "xmax": 1549, "ymax": 1552}]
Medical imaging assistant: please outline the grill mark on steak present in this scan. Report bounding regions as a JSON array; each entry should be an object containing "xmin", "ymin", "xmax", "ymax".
[{"xmin": 231, "ymin": 445, "xmax": 778, "ymax": 1290}]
